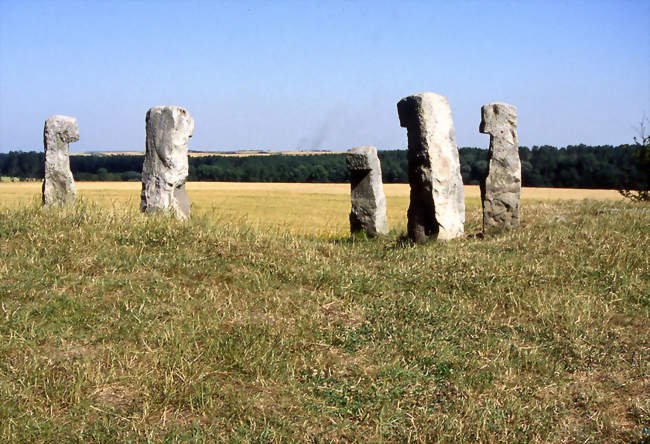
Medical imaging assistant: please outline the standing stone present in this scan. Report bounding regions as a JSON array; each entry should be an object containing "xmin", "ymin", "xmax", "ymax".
[
  {"xmin": 347, "ymin": 146, "xmax": 388, "ymax": 237},
  {"xmin": 140, "ymin": 106, "xmax": 194, "ymax": 219},
  {"xmin": 397, "ymin": 93, "xmax": 465, "ymax": 242},
  {"xmin": 42, "ymin": 115, "xmax": 79, "ymax": 207},
  {"xmin": 479, "ymin": 103, "xmax": 520, "ymax": 232}
]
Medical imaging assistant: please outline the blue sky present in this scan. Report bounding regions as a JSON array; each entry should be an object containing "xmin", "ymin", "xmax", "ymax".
[{"xmin": 0, "ymin": 0, "xmax": 648, "ymax": 153}]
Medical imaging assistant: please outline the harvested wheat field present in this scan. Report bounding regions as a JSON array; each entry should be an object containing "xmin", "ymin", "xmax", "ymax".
[{"xmin": 0, "ymin": 182, "xmax": 624, "ymax": 236}]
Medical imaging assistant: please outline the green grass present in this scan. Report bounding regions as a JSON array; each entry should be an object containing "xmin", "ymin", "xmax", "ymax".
[{"xmin": 0, "ymin": 199, "xmax": 648, "ymax": 442}]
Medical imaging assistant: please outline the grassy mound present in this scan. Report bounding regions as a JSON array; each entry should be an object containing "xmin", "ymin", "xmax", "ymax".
[{"xmin": 0, "ymin": 200, "xmax": 648, "ymax": 442}]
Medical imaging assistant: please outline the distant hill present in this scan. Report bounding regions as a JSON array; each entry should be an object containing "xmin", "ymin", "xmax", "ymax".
[
  {"xmin": 1, "ymin": 145, "xmax": 647, "ymax": 190},
  {"xmin": 77, "ymin": 149, "xmax": 339, "ymax": 157}
]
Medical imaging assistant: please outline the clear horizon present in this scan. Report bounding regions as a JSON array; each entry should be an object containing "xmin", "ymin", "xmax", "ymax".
[{"xmin": 1, "ymin": 0, "xmax": 648, "ymax": 153}]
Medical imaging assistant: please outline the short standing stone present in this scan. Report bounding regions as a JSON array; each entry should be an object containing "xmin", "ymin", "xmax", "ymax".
[
  {"xmin": 347, "ymin": 146, "xmax": 388, "ymax": 237},
  {"xmin": 479, "ymin": 102, "xmax": 520, "ymax": 232},
  {"xmin": 42, "ymin": 115, "xmax": 79, "ymax": 207},
  {"xmin": 140, "ymin": 106, "xmax": 194, "ymax": 219},
  {"xmin": 397, "ymin": 93, "xmax": 465, "ymax": 242}
]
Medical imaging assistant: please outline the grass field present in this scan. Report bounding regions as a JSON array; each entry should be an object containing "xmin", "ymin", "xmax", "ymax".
[{"xmin": 0, "ymin": 182, "xmax": 647, "ymax": 442}]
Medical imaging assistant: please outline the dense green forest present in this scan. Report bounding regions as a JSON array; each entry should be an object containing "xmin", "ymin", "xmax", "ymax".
[{"xmin": 0, "ymin": 145, "xmax": 647, "ymax": 190}]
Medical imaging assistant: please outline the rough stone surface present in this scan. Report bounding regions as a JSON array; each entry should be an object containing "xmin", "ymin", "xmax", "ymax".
[
  {"xmin": 397, "ymin": 92, "xmax": 465, "ymax": 242},
  {"xmin": 347, "ymin": 146, "xmax": 388, "ymax": 237},
  {"xmin": 42, "ymin": 115, "xmax": 79, "ymax": 207},
  {"xmin": 479, "ymin": 102, "xmax": 520, "ymax": 232},
  {"xmin": 140, "ymin": 106, "xmax": 194, "ymax": 219}
]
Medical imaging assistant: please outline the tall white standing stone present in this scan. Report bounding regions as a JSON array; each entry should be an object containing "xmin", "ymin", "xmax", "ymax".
[
  {"xmin": 479, "ymin": 103, "xmax": 521, "ymax": 232},
  {"xmin": 397, "ymin": 93, "xmax": 465, "ymax": 242},
  {"xmin": 347, "ymin": 146, "xmax": 388, "ymax": 237},
  {"xmin": 42, "ymin": 115, "xmax": 79, "ymax": 207},
  {"xmin": 140, "ymin": 106, "xmax": 194, "ymax": 219}
]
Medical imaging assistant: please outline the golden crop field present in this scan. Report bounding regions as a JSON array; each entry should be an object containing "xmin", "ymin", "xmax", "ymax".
[{"xmin": 0, "ymin": 182, "xmax": 624, "ymax": 236}]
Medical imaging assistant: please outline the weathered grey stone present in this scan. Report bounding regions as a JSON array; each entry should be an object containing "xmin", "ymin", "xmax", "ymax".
[
  {"xmin": 42, "ymin": 115, "xmax": 79, "ymax": 207},
  {"xmin": 479, "ymin": 102, "xmax": 520, "ymax": 232},
  {"xmin": 397, "ymin": 93, "xmax": 465, "ymax": 242},
  {"xmin": 347, "ymin": 146, "xmax": 388, "ymax": 237},
  {"xmin": 140, "ymin": 106, "xmax": 194, "ymax": 219}
]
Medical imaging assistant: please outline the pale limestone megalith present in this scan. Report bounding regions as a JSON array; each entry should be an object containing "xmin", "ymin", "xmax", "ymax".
[
  {"xmin": 347, "ymin": 146, "xmax": 388, "ymax": 237},
  {"xmin": 140, "ymin": 106, "xmax": 194, "ymax": 219},
  {"xmin": 42, "ymin": 115, "xmax": 79, "ymax": 207},
  {"xmin": 397, "ymin": 93, "xmax": 465, "ymax": 242},
  {"xmin": 479, "ymin": 102, "xmax": 521, "ymax": 232}
]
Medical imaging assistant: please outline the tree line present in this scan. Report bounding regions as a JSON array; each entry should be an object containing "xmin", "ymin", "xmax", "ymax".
[{"xmin": 0, "ymin": 145, "xmax": 647, "ymax": 190}]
